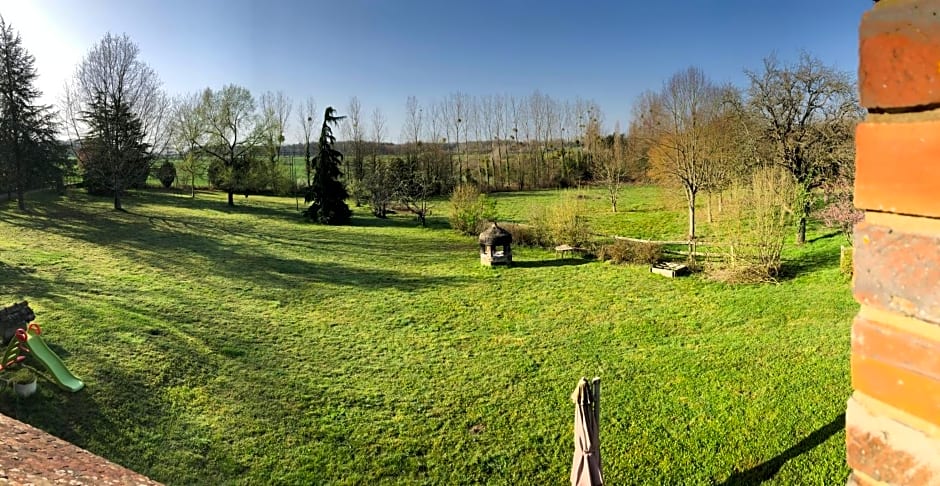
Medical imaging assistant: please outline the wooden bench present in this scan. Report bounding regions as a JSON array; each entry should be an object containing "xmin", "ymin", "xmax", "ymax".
[{"xmin": 555, "ymin": 244, "xmax": 586, "ymax": 259}]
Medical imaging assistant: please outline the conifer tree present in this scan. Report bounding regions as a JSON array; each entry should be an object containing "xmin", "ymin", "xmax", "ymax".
[
  {"xmin": 304, "ymin": 107, "xmax": 350, "ymax": 224},
  {"xmin": 81, "ymin": 91, "xmax": 150, "ymax": 210},
  {"xmin": 0, "ymin": 16, "xmax": 62, "ymax": 210}
]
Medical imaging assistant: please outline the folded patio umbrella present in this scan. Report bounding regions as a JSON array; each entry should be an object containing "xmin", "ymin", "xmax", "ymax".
[{"xmin": 571, "ymin": 377, "xmax": 603, "ymax": 486}]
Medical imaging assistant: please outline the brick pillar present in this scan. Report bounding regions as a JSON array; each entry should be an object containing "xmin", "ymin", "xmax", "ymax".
[{"xmin": 848, "ymin": 2, "xmax": 940, "ymax": 485}]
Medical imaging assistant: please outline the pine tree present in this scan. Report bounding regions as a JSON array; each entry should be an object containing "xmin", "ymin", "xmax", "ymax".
[
  {"xmin": 0, "ymin": 16, "xmax": 62, "ymax": 210},
  {"xmin": 304, "ymin": 107, "xmax": 350, "ymax": 224},
  {"xmin": 80, "ymin": 91, "xmax": 150, "ymax": 210}
]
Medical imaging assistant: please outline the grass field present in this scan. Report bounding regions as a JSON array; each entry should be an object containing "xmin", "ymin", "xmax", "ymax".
[{"xmin": 0, "ymin": 186, "xmax": 855, "ymax": 484}]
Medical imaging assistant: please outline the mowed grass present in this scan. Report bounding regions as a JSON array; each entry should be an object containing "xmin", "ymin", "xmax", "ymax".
[{"xmin": 0, "ymin": 186, "xmax": 855, "ymax": 485}]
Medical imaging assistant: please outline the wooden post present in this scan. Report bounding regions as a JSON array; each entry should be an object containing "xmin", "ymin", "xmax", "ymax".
[{"xmin": 591, "ymin": 377, "xmax": 600, "ymax": 427}]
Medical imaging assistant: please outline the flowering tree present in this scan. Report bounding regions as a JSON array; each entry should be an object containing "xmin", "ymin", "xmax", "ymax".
[{"xmin": 819, "ymin": 178, "xmax": 863, "ymax": 244}]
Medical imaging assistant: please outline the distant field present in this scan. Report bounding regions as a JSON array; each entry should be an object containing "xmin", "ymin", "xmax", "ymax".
[
  {"xmin": 151, "ymin": 155, "xmax": 309, "ymax": 190},
  {"xmin": 0, "ymin": 186, "xmax": 854, "ymax": 484},
  {"xmin": 490, "ymin": 185, "xmax": 690, "ymax": 240}
]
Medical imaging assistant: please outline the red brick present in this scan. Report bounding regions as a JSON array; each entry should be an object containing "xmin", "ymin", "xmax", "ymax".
[
  {"xmin": 847, "ymin": 471, "xmax": 888, "ymax": 486},
  {"xmin": 855, "ymin": 121, "xmax": 940, "ymax": 217},
  {"xmin": 854, "ymin": 223, "xmax": 940, "ymax": 324},
  {"xmin": 860, "ymin": 0, "xmax": 940, "ymax": 109},
  {"xmin": 846, "ymin": 397, "xmax": 940, "ymax": 485},
  {"xmin": 853, "ymin": 223, "xmax": 940, "ymax": 323},
  {"xmin": 0, "ymin": 413, "xmax": 160, "ymax": 485},
  {"xmin": 853, "ymin": 317, "xmax": 940, "ymax": 383},
  {"xmin": 852, "ymin": 352, "xmax": 940, "ymax": 424}
]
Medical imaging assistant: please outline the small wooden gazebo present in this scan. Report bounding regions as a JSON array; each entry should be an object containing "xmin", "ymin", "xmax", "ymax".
[{"xmin": 479, "ymin": 222, "xmax": 512, "ymax": 266}]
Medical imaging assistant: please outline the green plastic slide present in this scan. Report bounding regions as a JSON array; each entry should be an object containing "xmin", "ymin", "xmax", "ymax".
[{"xmin": 25, "ymin": 333, "xmax": 84, "ymax": 392}]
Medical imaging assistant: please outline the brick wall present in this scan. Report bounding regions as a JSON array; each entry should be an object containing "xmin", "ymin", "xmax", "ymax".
[
  {"xmin": 848, "ymin": 1, "xmax": 940, "ymax": 484},
  {"xmin": 0, "ymin": 413, "xmax": 160, "ymax": 485}
]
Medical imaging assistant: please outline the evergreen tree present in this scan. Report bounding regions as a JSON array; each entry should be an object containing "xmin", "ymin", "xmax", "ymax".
[
  {"xmin": 0, "ymin": 16, "xmax": 62, "ymax": 210},
  {"xmin": 80, "ymin": 91, "xmax": 150, "ymax": 210},
  {"xmin": 304, "ymin": 107, "xmax": 350, "ymax": 224}
]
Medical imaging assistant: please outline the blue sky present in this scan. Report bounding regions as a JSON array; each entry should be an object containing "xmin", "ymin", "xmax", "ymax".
[{"xmin": 5, "ymin": 0, "xmax": 868, "ymax": 141}]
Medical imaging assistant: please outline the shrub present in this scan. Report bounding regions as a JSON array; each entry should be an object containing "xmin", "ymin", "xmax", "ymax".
[
  {"xmin": 500, "ymin": 223, "xmax": 539, "ymax": 247},
  {"xmin": 6, "ymin": 367, "xmax": 35, "ymax": 385},
  {"xmin": 449, "ymin": 185, "xmax": 497, "ymax": 235},
  {"xmin": 840, "ymin": 246, "xmax": 853, "ymax": 276},
  {"xmin": 598, "ymin": 239, "xmax": 663, "ymax": 264},
  {"xmin": 207, "ymin": 159, "xmax": 226, "ymax": 189},
  {"xmin": 710, "ymin": 167, "xmax": 796, "ymax": 283},
  {"xmin": 529, "ymin": 193, "xmax": 592, "ymax": 247},
  {"xmin": 156, "ymin": 160, "xmax": 177, "ymax": 189}
]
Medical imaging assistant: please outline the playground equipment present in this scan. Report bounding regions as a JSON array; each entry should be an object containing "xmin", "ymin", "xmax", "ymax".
[{"xmin": 23, "ymin": 324, "xmax": 84, "ymax": 392}]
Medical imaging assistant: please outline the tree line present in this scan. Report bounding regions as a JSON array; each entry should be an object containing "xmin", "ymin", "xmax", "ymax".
[{"xmin": 0, "ymin": 19, "xmax": 859, "ymax": 244}]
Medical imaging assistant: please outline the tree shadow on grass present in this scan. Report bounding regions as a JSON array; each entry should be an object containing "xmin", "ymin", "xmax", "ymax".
[
  {"xmin": 776, "ymin": 241, "xmax": 841, "ymax": 281},
  {"xmin": 718, "ymin": 413, "xmax": 845, "ymax": 485},
  {"xmin": 350, "ymin": 213, "xmax": 451, "ymax": 231},
  {"xmin": 512, "ymin": 258, "xmax": 593, "ymax": 268},
  {"xmin": 777, "ymin": 252, "xmax": 840, "ymax": 280},
  {"xmin": 0, "ymin": 262, "xmax": 54, "ymax": 302},
  {"xmin": 2, "ymin": 194, "xmax": 471, "ymax": 293},
  {"xmin": 0, "ymin": 358, "xmax": 225, "ymax": 483},
  {"xmin": 125, "ymin": 189, "xmax": 305, "ymax": 223},
  {"xmin": 0, "ymin": 291, "xmax": 272, "ymax": 483},
  {"xmin": 807, "ymin": 231, "xmax": 842, "ymax": 244}
]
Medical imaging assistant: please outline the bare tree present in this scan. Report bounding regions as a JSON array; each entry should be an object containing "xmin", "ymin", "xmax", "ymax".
[
  {"xmin": 365, "ymin": 107, "xmax": 391, "ymax": 217},
  {"xmin": 746, "ymin": 52, "xmax": 860, "ymax": 244},
  {"xmin": 343, "ymin": 96, "xmax": 366, "ymax": 204},
  {"xmin": 297, "ymin": 96, "xmax": 318, "ymax": 186},
  {"xmin": 64, "ymin": 33, "xmax": 169, "ymax": 151},
  {"xmin": 481, "ymin": 94, "xmax": 504, "ymax": 188},
  {"xmin": 428, "ymin": 99, "xmax": 450, "ymax": 184},
  {"xmin": 641, "ymin": 67, "xmax": 723, "ymax": 240},
  {"xmin": 445, "ymin": 92, "xmax": 469, "ymax": 182},
  {"xmin": 260, "ymin": 90, "xmax": 291, "ymax": 194},
  {"xmin": 170, "ymin": 93, "xmax": 207, "ymax": 197},
  {"xmin": 592, "ymin": 122, "xmax": 630, "ymax": 213},
  {"xmin": 401, "ymin": 95, "xmax": 424, "ymax": 179},
  {"xmin": 696, "ymin": 86, "xmax": 751, "ymax": 222},
  {"xmin": 63, "ymin": 32, "xmax": 169, "ymax": 207},
  {"xmin": 393, "ymin": 157, "xmax": 434, "ymax": 227},
  {"xmin": 370, "ymin": 107, "xmax": 386, "ymax": 170},
  {"xmin": 528, "ymin": 91, "xmax": 545, "ymax": 186}
]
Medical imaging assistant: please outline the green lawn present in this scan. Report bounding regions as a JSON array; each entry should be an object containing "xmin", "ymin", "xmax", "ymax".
[{"xmin": 0, "ymin": 186, "xmax": 855, "ymax": 484}]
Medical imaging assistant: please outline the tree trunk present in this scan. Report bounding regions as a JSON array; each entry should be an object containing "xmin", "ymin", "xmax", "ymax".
[
  {"xmin": 718, "ymin": 192, "xmax": 723, "ymax": 213},
  {"xmin": 796, "ymin": 199, "xmax": 810, "ymax": 245},
  {"xmin": 114, "ymin": 193, "xmax": 122, "ymax": 211},
  {"xmin": 306, "ymin": 157, "xmax": 312, "ymax": 187},
  {"xmin": 706, "ymin": 192, "xmax": 713, "ymax": 223},
  {"xmin": 687, "ymin": 191, "xmax": 697, "ymax": 240},
  {"xmin": 227, "ymin": 190, "xmax": 234, "ymax": 207},
  {"xmin": 16, "ymin": 186, "xmax": 25, "ymax": 211},
  {"xmin": 14, "ymin": 148, "xmax": 25, "ymax": 211}
]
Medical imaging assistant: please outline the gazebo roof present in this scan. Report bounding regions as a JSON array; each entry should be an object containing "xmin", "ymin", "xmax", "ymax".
[{"xmin": 479, "ymin": 222, "xmax": 512, "ymax": 246}]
